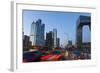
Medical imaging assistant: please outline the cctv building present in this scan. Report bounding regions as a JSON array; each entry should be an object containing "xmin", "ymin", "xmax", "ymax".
[{"xmin": 30, "ymin": 19, "xmax": 45, "ymax": 46}]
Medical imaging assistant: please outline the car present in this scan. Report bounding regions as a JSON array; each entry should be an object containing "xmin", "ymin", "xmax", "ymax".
[
  {"xmin": 23, "ymin": 51, "xmax": 41, "ymax": 62},
  {"xmin": 41, "ymin": 54, "xmax": 52, "ymax": 61},
  {"xmin": 41, "ymin": 54, "xmax": 62, "ymax": 61}
]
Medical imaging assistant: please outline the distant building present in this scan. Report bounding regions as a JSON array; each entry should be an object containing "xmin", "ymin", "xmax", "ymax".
[
  {"xmin": 23, "ymin": 35, "xmax": 32, "ymax": 51},
  {"xmin": 66, "ymin": 40, "xmax": 73, "ymax": 49},
  {"xmin": 57, "ymin": 38, "xmax": 60, "ymax": 48},
  {"xmin": 30, "ymin": 19, "xmax": 45, "ymax": 47},
  {"xmin": 46, "ymin": 28, "xmax": 60, "ymax": 49},
  {"xmin": 68, "ymin": 40, "xmax": 72, "ymax": 45},
  {"xmin": 45, "ymin": 31, "xmax": 54, "ymax": 49},
  {"xmin": 53, "ymin": 29, "xmax": 57, "ymax": 48}
]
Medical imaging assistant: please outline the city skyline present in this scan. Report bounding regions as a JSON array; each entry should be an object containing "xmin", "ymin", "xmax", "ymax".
[{"xmin": 23, "ymin": 10, "xmax": 91, "ymax": 45}]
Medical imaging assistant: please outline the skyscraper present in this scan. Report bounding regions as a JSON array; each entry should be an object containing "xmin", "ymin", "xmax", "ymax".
[
  {"xmin": 30, "ymin": 19, "xmax": 45, "ymax": 47},
  {"xmin": 53, "ymin": 29, "xmax": 57, "ymax": 48},
  {"xmin": 45, "ymin": 31, "xmax": 54, "ymax": 48},
  {"xmin": 23, "ymin": 35, "xmax": 32, "ymax": 51},
  {"xmin": 46, "ymin": 28, "xmax": 59, "ymax": 49},
  {"xmin": 57, "ymin": 38, "xmax": 60, "ymax": 48}
]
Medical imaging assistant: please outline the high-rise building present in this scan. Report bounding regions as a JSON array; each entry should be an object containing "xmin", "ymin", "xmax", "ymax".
[
  {"xmin": 46, "ymin": 28, "xmax": 59, "ymax": 49},
  {"xmin": 66, "ymin": 40, "xmax": 73, "ymax": 49},
  {"xmin": 53, "ymin": 29, "xmax": 57, "ymax": 48},
  {"xmin": 40, "ymin": 24, "xmax": 45, "ymax": 46},
  {"xmin": 30, "ymin": 19, "xmax": 45, "ymax": 47},
  {"xmin": 57, "ymin": 38, "xmax": 60, "ymax": 48},
  {"xmin": 23, "ymin": 35, "xmax": 32, "ymax": 51},
  {"xmin": 45, "ymin": 31, "xmax": 54, "ymax": 48}
]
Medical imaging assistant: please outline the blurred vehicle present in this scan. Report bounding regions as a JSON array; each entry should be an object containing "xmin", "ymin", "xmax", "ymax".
[
  {"xmin": 23, "ymin": 50, "xmax": 41, "ymax": 62},
  {"xmin": 50, "ymin": 54, "xmax": 62, "ymax": 61},
  {"xmin": 41, "ymin": 50, "xmax": 62, "ymax": 61},
  {"xmin": 41, "ymin": 54, "xmax": 62, "ymax": 61},
  {"xmin": 41, "ymin": 54, "xmax": 53, "ymax": 61}
]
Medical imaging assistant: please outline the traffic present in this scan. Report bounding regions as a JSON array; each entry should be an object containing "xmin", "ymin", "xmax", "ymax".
[{"xmin": 23, "ymin": 47, "xmax": 91, "ymax": 62}]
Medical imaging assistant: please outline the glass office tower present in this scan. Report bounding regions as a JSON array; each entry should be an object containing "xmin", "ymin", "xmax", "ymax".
[{"xmin": 30, "ymin": 19, "xmax": 45, "ymax": 46}]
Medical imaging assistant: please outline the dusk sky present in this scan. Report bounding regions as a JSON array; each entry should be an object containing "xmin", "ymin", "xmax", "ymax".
[{"xmin": 23, "ymin": 10, "xmax": 91, "ymax": 46}]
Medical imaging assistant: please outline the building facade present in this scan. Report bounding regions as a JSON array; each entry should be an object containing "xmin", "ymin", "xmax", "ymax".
[
  {"xmin": 45, "ymin": 31, "xmax": 54, "ymax": 48},
  {"xmin": 30, "ymin": 19, "xmax": 45, "ymax": 47},
  {"xmin": 53, "ymin": 29, "xmax": 57, "ymax": 48},
  {"xmin": 45, "ymin": 28, "xmax": 59, "ymax": 49},
  {"xmin": 76, "ymin": 15, "xmax": 91, "ymax": 49},
  {"xmin": 57, "ymin": 38, "xmax": 60, "ymax": 48},
  {"xmin": 23, "ymin": 35, "xmax": 32, "ymax": 51}
]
